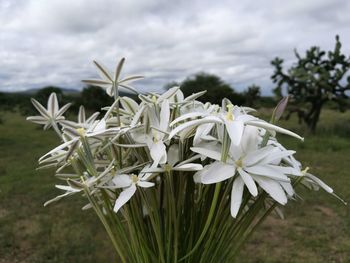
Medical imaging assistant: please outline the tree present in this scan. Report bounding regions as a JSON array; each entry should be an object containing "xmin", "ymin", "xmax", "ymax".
[
  {"xmin": 180, "ymin": 73, "xmax": 245, "ymax": 105},
  {"xmin": 35, "ymin": 86, "xmax": 64, "ymax": 105},
  {"xmin": 271, "ymin": 35, "xmax": 350, "ymax": 132},
  {"xmin": 79, "ymin": 85, "xmax": 113, "ymax": 111},
  {"xmin": 244, "ymin": 85, "xmax": 261, "ymax": 107}
]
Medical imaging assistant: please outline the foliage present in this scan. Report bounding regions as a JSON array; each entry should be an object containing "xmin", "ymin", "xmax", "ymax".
[
  {"xmin": 271, "ymin": 35, "xmax": 350, "ymax": 132},
  {"xmin": 77, "ymin": 85, "xmax": 113, "ymax": 112},
  {"xmin": 243, "ymin": 85, "xmax": 261, "ymax": 107},
  {"xmin": 179, "ymin": 73, "xmax": 246, "ymax": 105}
]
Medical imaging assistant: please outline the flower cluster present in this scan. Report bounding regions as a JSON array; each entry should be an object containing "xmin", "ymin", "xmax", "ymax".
[{"xmin": 27, "ymin": 58, "xmax": 341, "ymax": 262}]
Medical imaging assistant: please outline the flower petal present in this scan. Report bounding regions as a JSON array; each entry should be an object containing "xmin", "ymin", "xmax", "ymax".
[
  {"xmin": 112, "ymin": 174, "xmax": 132, "ymax": 188},
  {"xmin": 160, "ymin": 99, "xmax": 170, "ymax": 131},
  {"xmin": 243, "ymin": 145, "xmax": 274, "ymax": 166},
  {"xmin": 138, "ymin": 181, "xmax": 155, "ymax": 188},
  {"xmin": 224, "ymin": 119, "xmax": 244, "ymax": 146},
  {"xmin": 31, "ymin": 98, "xmax": 50, "ymax": 118},
  {"xmin": 48, "ymin": 93, "xmax": 59, "ymax": 116},
  {"xmin": 149, "ymin": 140, "xmax": 167, "ymax": 165},
  {"xmin": 173, "ymin": 163, "xmax": 203, "ymax": 171},
  {"xmin": 246, "ymin": 120, "xmax": 304, "ymax": 141},
  {"xmin": 201, "ymin": 162, "xmax": 236, "ymax": 184},
  {"xmin": 238, "ymin": 168, "xmax": 258, "ymax": 197},
  {"xmin": 230, "ymin": 176, "xmax": 244, "ymax": 218},
  {"xmin": 113, "ymin": 184, "xmax": 137, "ymax": 213},
  {"xmin": 190, "ymin": 146, "xmax": 222, "ymax": 161},
  {"xmin": 253, "ymin": 177, "xmax": 288, "ymax": 205},
  {"xmin": 168, "ymin": 116, "xmax": 221, "ymax": 140},
  {"xmin": 244, "ymin": 165, "xmax": 290, "ymax": 182},
  {"xmin": 26, "ymin": 116, "xmax": 48, "ymax": 125}
]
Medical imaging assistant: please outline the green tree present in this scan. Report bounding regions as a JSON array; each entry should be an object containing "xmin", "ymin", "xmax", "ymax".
[
  {"xmin": 271, "ymin": 35, "xmax": 350, "ymax": 132},
  {"xmin": 35, "ymin": 86, "xmax": 64, "ymax": 105},
  {"xmin": 79, "ymin": 85, "xmax": 113, "ymax": 111},
  {"xmin": 244, "ymin": 84, "xmax": 261, "ymax": 107},
  {"xmin": 180, "ymin": 73, "xmax": 245, "ymax": 105}
]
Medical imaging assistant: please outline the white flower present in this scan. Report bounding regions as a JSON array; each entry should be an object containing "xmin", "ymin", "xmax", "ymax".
[
  {"xmin": 112, "ymin": 172, "xmax": 155, "ymax": 213},
  {"xmin": 82, "ymin": 58, "xmax": 143, "ymax": 97},
  {"xmin": 27, "ymin": 92, "xmax": 71, "ymax": 135},
  {"xmin": 39, "ymin": 119, "xmax": 123, "ymax": 163},
  {"xmin": 60, "ymin": 106, "xmax": 100, "ymax": 131},
  {"xmin": 192, "ymin": 126, "xmax": 300, "ymax": 217},
  {"xmin": 131, "ymin": 99, "xmax": 171, "ymax": 166}
]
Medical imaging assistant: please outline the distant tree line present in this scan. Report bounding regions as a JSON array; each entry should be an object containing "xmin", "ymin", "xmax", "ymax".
[{"xmin": 0, "ymin": 77, "xmax": 271, "ymax": 118}]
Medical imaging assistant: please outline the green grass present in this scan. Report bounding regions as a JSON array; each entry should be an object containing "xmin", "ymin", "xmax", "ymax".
[{"xmin": 0, "ymin": 109, "xmax": 349, "ymax": 262}]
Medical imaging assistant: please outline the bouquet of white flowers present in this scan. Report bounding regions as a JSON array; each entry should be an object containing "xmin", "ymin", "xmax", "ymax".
[{"xmin": 27, "ymin": 58, "xmax": 343, "ymax": 262}]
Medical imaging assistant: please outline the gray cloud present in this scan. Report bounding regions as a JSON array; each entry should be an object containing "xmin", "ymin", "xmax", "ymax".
[{"xmin": 0, "ymin": 0, "xmax": 349, "ymax": 95}]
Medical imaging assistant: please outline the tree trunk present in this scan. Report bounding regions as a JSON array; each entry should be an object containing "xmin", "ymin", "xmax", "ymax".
[{"xmin": 305, "ymin": 102, "xmax": 323, "ymax": 133}]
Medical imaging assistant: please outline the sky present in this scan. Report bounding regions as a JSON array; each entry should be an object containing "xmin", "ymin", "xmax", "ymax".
[{"xmin": 1, "ymin": 0, "xmax": 349, "ymax": 95}]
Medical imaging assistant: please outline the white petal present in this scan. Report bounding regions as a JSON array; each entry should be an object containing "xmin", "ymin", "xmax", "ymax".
[
  {"xmin": 253, "ymin": 177, "xmax": 288, "ymax": 205},
  {"xmin": 230, "ymin": 176, "xmax": 244, "ymax": 218},
  {"xmin": 160, "ymin": 99, "xmax": 170, "ymax": 131},
  {"xmin": 243, "ymin": 145, "xmax": 274, "ymax": 166},
  {"xmin": 78, "ymin": 106, "xmax": 86, "ymax": 123},
  {"xmin": 55, "ymin": 184, "xmax": 81, "ymax": 192},
  {"xmin": 244, "ymin": 165, "xmax": 290, "ymax": 182},
  {"xmin": 190, "ymin": 146, "xmax": 222, "ymax": 161},
  {"xmin": 120, "ymin": 97, "xmax": 139, "ymax": 114},
  {"xmin": 39, "ymin": 139, "xmax": 76, "ymax": 161},
  {"xmin": 280, "ymin": 182, "xmax": 295, "ymax": 197},
  {"xmin": 158, "ymin": 86, "xmax": 180, "ymax": 101},
  {"xmin": 93, "ymin": 60, "xmax": 113, "ymax": 81},
  {"xmin": 31, "ymin": 98, "xmax": 50, "ymax": 118},
  {"xmin": 26, "ymin": 116, "xmax": 48, "ymax": 125},
  {"xmin": 193, "ymin": 123, "xmax": 215, "ymax": 145},
  {"xmin": 138, "ymin": 181, "xmax": 155, "ymax": 188},
  {"xmin": 167, "ymin": 144, "xmax": 180, "ymax": 166},
  {"xmin": 113, "ymin": 184, "xmax": 137, "ymax": 213},
  {"xmin": 240, "ymin": 125, "xmax": 260, "ymax": 153},
  {"xmin": 112, "ymin": 174, "xmax": 132, "ymax": 188},
  {"xmin": 304, "ymin": 173, "xmax": 333, "ymax": 193},
  {"xmin": 264, "ymin": 164, "xmax": 302, "ymax": 176},
  {"xmin": 93, "ymin": 119, "xmax": 106, "ymax": 133},
  {"xmin": 168, "ymin": 116, "xmax": 221, "ymax": 140},
  {"xmin": 48, "ymin": 93, "xmax": 59, "ymax": 116},
  {"xmin": 131, "ymin": 105, "xmax": 145, "ymax": 126},
  {"xmin": 260, "ymin": 150, "xmax": 296, "ymax": 165},
  {"xmin": 246, "ymin": 120, "xmax": 304, "ymax": 141},
  {"xmin": 201, "ymin": 162, "xmax": 236, "ymax": 184},
  {"xmin": 56, "ymin": 103, "xmax": 72, "ymax": 117},
  {"xmin": 149, "ymin": 140, "xmax": 167, "ymax": 165},
  {"xmin": 224, "ymin": 119, "xmax": 244, "ymax": 146},
  {"xmin": 238, "ymin": 168, "xmax": 258, "ymax": 196},
  {"xmin": 173, "ymin": 163, "xmax": 203, "ymax": 171},
  {"xmin": 170, "ymin": 112, "xmax": 206, "ymax": 126}
]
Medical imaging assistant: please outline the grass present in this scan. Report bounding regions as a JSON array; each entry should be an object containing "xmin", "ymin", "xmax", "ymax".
[{"xmin": 0, "ymin": 109, "xmax": 349, "ymax": 262}]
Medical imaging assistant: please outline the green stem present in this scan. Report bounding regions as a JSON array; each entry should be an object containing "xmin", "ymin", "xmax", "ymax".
[{"xmin": 179, "ymin": 183, "xmax": 222, "ymax": 261}]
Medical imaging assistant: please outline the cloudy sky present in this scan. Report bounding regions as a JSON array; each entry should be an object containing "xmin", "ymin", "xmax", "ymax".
[{"xmin": 1, "ymin": 0, "xmax": 349, "ymax": 95}]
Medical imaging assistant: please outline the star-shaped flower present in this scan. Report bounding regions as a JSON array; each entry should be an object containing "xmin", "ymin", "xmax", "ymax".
[
  {"xmin": 27, "ymin": 92, "xmax": 71, "ymax": 135},
  {"xmin": 82, "ymin": 58, "xmax": 143, "ymax": 98}
]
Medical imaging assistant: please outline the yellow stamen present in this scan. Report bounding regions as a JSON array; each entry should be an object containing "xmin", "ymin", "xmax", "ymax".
[
  {"xmin": 152, "ymin": 95, "xmax": 157, "ymax": 103},
  {"xmin": 131, "ymin": 174, "xmax": 139, "ymax": 183},
  {"xmin": 164, "ymin": 164, "xmax": 172, "ymax": 173},
  {"xmin": 235, "ymin": 158, "xmax": 243, "ymax": 168},
  {"xmin": 76, "ymin": 127, "xmax": 86, "ymax": 137},
  {"xmin": 302, "ymin": 166, "xmax": 310, "ymax": 175},
  {"xmin": 226, "ymin": 104, "xmax": 234, "ymax": 121}
]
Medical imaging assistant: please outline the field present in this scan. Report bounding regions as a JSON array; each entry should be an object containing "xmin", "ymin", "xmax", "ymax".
[{"xmin": 0, "ymin": 109, "xmax": 349, "ymax": 263}]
